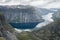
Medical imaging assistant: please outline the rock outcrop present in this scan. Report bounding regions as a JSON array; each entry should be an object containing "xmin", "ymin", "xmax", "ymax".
[{"xmin": 0, "ymin": 13, "xmax": 18, "ymax": 40}]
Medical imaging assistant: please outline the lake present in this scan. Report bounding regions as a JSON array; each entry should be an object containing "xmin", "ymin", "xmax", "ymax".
[{"xmin": 10, "ymin": 22, "xmax": 39, "ymax": 29}]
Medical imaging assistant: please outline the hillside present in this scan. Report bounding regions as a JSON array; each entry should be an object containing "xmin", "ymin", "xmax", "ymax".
[
  {"xmin": 0, "ymin": 5, "xmax": 44, "ymax": 23},
  {"xmin": 16, "ymin": 20, "xmax": 60, "ymax": 40},
  {"xmin": 0, "ymin": 13, "xmax": 18, "ymax": 40},
  {"xmin": 16, "ymin": 13, "xmax": 60, "ymax": 40}
]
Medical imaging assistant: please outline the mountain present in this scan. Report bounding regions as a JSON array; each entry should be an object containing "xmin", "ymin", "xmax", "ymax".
[
  {"xmin": 0, "ymin": 5, "xmax": 60, "ymax": 23},
  {"xmin": 16, "ymin": 13, "xmax": 60, "ymax": 40},
  {"xmin": 0, "ymin": 5, "xmax": 60, "ymax": 29},
  {"xmin": 16, "ymin": 20, "xmax": 60, "ymax": 40},
  {"xmin": 0, "ymin": 13, "xmax": 18, "ymax": 40},
  {"xmin": 0, "ymin": 4, "xmax": 60, "ymax": 40},
  {"xmin": 52, "ymin": 10, "xmax": 60, "ymax": 21},
  {"xmin": 0, "ymin": 5, "xmax": 44, "ymax": 23}
]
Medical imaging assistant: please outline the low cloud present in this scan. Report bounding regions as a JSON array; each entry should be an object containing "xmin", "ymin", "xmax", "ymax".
[{"xmin": 0, "ymin": 0, "xmax": 60, "ymax": 9}]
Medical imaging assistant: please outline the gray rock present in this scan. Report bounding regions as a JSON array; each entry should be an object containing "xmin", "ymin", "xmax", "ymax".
[{"xmin": 0, "ymin": 13, "xmax": 18, "ymax": 40}]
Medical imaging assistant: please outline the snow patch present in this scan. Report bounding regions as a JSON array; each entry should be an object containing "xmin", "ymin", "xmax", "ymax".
[
  {"xmin": 14, "ymin": 28, "xmax": 32, "ymax": 33},
  {"xmin": 34, "ymin": 13, "xmax": 54, "ymax": 30}
]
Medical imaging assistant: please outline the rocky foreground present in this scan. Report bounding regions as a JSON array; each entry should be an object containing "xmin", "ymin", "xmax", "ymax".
[{"xmin": 0, "ymin": 13, "xmax": 18, "ymax": 40}]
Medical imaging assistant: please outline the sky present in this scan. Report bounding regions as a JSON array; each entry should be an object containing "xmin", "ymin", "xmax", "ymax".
[{"xmin": 0, "ymin": 0, "xmax": 60, "ymax": 8}]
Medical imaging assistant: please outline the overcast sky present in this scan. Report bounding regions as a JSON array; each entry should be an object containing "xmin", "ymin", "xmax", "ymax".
[{"xmin": 0, "ymin": 0, "xmax": 60, "ymax": 8}]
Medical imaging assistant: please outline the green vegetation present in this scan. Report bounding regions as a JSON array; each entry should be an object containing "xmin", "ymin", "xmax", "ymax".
[
  {"xmin": 16, "ymin": 32, "xmax": 36, "ymax": 40},
  {"xmin": 0, "ymin": 37, "xmax": 5, "ymax": 40}
]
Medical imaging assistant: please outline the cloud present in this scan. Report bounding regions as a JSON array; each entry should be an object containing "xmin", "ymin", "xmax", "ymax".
[
  {"xmin": 0, "ymin": 0, "xmax": 20, "ymax": 5},
  {"xmin": 30, "ymin": 0, "xmax": 53, "ymax": 6},
  {"xmin": 23, "ymin": 0, "xmax": 60, "ymax": 8},
  {"xmin": 0, "ymin": 0, "xmax": 60, "ymax": 8},
  {"xmin": 0, "ymin": 0, "xmax": 6, "ymax": 3},
  {"xmin": 29, "ymin": 0, "xmax": 60, "ymax": 8},
  {"xmin": 42, "ymin": 2, "xmax": 60, "ymax": 9}
]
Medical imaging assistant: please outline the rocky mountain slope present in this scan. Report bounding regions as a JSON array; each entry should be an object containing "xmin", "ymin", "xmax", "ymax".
[
  {"xmin": 16, "ymin": 11, "xmax": 60, "ymax": 40},
  {"xmin": 0, "ymin": 5, "xmax": 44, "ymax": 23},
  {"xmin": 0, "ymin": 5, "xmax": 60, "ymax": 40},
  {"xmin": 0, "ymin": 13, "xmax": 18, "ymax": 40},
  {"xmin": 0, "ymin": 5, "xmax": 60, "ymax": 23}
]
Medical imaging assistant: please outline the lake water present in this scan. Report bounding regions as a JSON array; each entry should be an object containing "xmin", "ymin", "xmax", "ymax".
[{"xmin": 10, "ymin": 22, "xmax": 39, "ymax": 29}]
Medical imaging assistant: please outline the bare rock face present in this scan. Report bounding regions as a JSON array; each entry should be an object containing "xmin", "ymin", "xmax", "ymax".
[{"xmin": 0, "ymin": 13, "xmax": 18, "ymax": 40}]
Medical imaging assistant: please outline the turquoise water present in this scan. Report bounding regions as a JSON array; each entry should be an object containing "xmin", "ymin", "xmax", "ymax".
[{"xmin": 10, "ymin": 22, "xmax": 39, "ymax": 29}]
